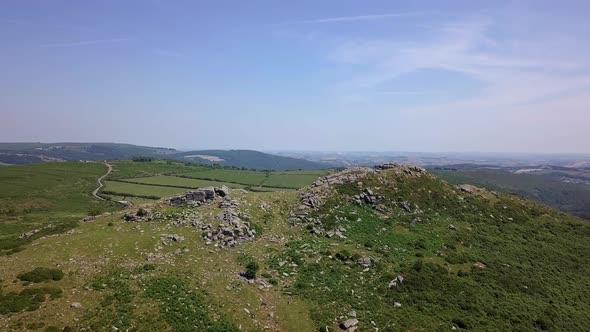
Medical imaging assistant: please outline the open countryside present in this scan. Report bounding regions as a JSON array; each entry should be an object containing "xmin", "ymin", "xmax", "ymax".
[{"xmin": 98, "ymin": 161, "xmax": 328, "ymax": 204}]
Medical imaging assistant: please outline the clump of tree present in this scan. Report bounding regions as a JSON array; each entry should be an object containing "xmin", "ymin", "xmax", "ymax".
[{"xmin": 132, "ymin": 156, "xmax": 154, "ymax": 162}]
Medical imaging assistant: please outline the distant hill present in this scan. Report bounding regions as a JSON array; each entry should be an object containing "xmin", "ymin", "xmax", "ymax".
[
  {"xmin": 0, "ymin": 143, "xmax": 330, "ymax": 170},
  {"xmin": 175, "ymin": 149, "xmax": 328, "ymax": 170},
  {"xmin": 430, "ymin": 164, "xmax": 590, "ymax": 219}
]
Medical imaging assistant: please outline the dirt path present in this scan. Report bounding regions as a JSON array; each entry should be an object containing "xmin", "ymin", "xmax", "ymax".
[{"xmin": 92, "ymin": 162, "xmax": 113, "ymax": 201}]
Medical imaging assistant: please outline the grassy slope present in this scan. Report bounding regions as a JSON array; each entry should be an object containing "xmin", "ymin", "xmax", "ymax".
[
  {"xmin": 433, "ymin": 169, "xmax": 590, "ymax": 219},
  {"xmin": 284, "ymin": 170, "xmax": 590, "ymax": 331},
  {"xmin": 1, "ymin": 163, "xmax": 589, "ymax": 331},
  {"xmin": 0, "ymin": 162, "xmax": 117, "ymax": 255}
]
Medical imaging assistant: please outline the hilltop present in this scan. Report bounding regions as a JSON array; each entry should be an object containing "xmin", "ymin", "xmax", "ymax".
[
  {"xmin": 0, "ymin": 162, "xmax": 589, "ymax": 331},
  {"xmin": 0, "ymin": 143, "xmax": 330, "ymax": 170}
]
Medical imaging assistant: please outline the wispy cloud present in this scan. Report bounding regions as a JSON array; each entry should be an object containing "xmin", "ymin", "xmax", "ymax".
[
  {"xmin": 328, "ymin": 15, "xmax": 589, "ymax": 108},
  {"xmin": 288, "ymin": 12, "xmax": 428, "ymax": 24},
  {"xmin": 39, "ymin": 38, "xmax": 130, "ymax": 48}
]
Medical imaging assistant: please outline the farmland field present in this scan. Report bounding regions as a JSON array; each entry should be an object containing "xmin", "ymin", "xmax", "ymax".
[
  {"xmin": 99, "ymin": 161, "xmax": 330, "ymax": 201},
  {"xmin": 122, "ymin": 175, "xmax": 246, "ymax": 189},
  {"xmin": 102, "ymin": 181, "xmax": 190, "ymax": 199},
  {"xmin": 176, "ymin": 169, "xmax": 269, "ymax": 186}
]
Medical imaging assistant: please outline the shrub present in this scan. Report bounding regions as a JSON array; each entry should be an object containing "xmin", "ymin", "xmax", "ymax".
[
  {"xmin": 87, "ymin": 208, "xmax": 102, "ymax": 216},
  {"xmin": 445, "ymin": 253, "xmax": 469, "ymax": 264},
  {"xmin": 335, "ymin": 249, "xmax": 351, "ymax": 261},
  {"xmin": 244, "ymin": 261, "xmax": 259, "ymax": 280},
  {"xmin": 0, "ymin": 286, "xmax": 62, "ymax": 314},
  {"xmin": 17, "ymin": 267, "xmax": 64, "ymax": 283},
  {"xmin": 414, "ymin": 239, "xmax": 427, "ymax": 250}
]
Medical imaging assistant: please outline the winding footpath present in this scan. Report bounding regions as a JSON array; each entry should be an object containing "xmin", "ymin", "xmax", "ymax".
[{"xmin": 92, "ymin": 162, "xmax": 113, "ymax": 201}]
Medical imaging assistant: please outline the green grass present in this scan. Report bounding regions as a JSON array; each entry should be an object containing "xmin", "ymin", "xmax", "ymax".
[
  {"xmin": 177, "ymin": 169, "xmax": 269, "ymax": 185},
  {"xmin": 144, "ymin": 276, "xmax": 239, "ymax": 331},
  {"xmin": 102, "ymin": 180, "xmax": 189, "ymax": 199},
  {"xmin": 0, "ymin": 162, "xmax": 118, "ymax": 255},
  {"xmin": 3, "ymin": 161, "xmax": 589, "ymax": 331},
  {"xmin": 108, "ymin": 160, "xmax": 208, "ymax": 179},
  {"xmin": 0, "ymin": 286, "xmax": 63, "ymax": 314},
  {"xmin": 281, "ymin": 170, "xmax": 590, "ymax": 331},
  {"xmin": 262, "ymin": 172, "xmax": 327, "ymax": 188}
]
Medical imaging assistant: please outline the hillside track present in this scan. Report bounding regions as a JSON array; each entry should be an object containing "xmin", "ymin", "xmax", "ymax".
[{"xmin": 92, "ymin": 162, "xmax": 112, "ymax": 200}]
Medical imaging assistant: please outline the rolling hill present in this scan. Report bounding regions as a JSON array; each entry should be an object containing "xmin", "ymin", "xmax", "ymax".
[{"xmin": 0, "ymin": 143, "xmax": 330, "ymax": 170}]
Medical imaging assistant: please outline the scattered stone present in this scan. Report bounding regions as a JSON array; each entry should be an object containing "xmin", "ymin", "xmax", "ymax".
[
  {"xmin": 388, "ymin": 275, "xmax": 404, "ymax": 288},
  {"xmin": 401, "ymin": 202, "xmax": 412, "ymax": 212},
  {"xmin": 473, "ymin": 262, "xmax": 487, "ymax": 269},
  {"xmin": 340, "ymin": 318, "xmax": 359, "ymax": 330},
  {"xmin": 82, "ymin": 216, "xmax": 96, "ymax": 222},
  {"xmin": 394, "ymin": 302, "xmax": 402, "ymax": 308},
  {"xmin": 348, "ymin": 310, "xmax": 357, "ymax": 318},
  {"xmin": 356, "ymin": 257, "xmax": 372, "ymax": 268},
  {"xmin": 70, "ymin": 302, "xmax": 82, "ymax": 309},
  {"xmin": 459, "ymin": 184, "xmax": 474, "ymax": 193},
  {"xmin": 449, "ymin": 224, "xmax": 457, "ymax": 230}
]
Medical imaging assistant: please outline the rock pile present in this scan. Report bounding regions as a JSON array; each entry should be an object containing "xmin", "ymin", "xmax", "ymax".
[
  {"xmin": 123, "ymin": 209, "xmax": 163, "ymax": 222},
  {"xmin": 169, "ymin": 186, "xmax": 229, "ymax": 205},
  {"xmin": 201, "ymin": 198, "xmax": 256, "ymax": 248},
  {"xmin": 161, "ymin": 234, "xmax": 185, "ymax": 242}
]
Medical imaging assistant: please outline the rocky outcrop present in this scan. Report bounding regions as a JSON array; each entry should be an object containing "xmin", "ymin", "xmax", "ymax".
[{"xmin": 168, "ymin": 186, "xmax": 230, "ymax": 206}]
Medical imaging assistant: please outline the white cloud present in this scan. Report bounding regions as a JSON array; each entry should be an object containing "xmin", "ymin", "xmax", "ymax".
[{"xmin": 329, "ymin": 14, "xmax": 590, "ymax": 111}]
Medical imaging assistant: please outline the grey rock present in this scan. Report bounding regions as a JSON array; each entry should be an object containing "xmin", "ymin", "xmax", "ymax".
[
  {"xmin": 401, "ymin": 202, "xmax": 412, "ymax": 212},
  {"xmin": 357, "ymin": 257, "xmax": 372, "ymax": 268},
  {"xmin": 215, "ymin": 185, "xmax": 230, "ymax": 197},
  {"xmin": 340, "ymin": 318, "xmax": 359, "ymax": 329}
]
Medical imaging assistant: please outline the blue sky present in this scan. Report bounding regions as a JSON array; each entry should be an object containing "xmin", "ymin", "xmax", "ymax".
[{"xmin": 1, "ymin": 0, "xmax": 589, "ymax": 153}]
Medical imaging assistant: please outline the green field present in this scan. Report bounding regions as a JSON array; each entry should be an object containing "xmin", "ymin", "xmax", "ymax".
[
  {"xmin": 176, "ymin": 169, "xmax": 270, "ymax": 186},
  {"xmin": 121, "ymin": 175, "xmax": 246, "ymax": 189},
  {"xmin": 98, "ymin": 161, "xmax": 329, "ymax": 200},
  {"xmin": 0, "ymin": 162, "xmax": 117, "ymax": 254},
  {"xmin": 103, "ymin": 181, "xmax": 190, "ymax": 200}
]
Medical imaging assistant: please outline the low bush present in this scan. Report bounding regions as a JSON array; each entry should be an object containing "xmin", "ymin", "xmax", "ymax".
[
  {"xmin": 0, "ymin": 286, "xmax": 62, "ymax": 314},
  {"xmin": 17, "ymin": 267, "xmax": 64, "ymax": 283}
]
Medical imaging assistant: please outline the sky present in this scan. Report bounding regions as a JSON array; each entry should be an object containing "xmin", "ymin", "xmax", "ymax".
[{"xmin": 1, "ymin": 0, "xmax": 589, "ymax": 153}]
